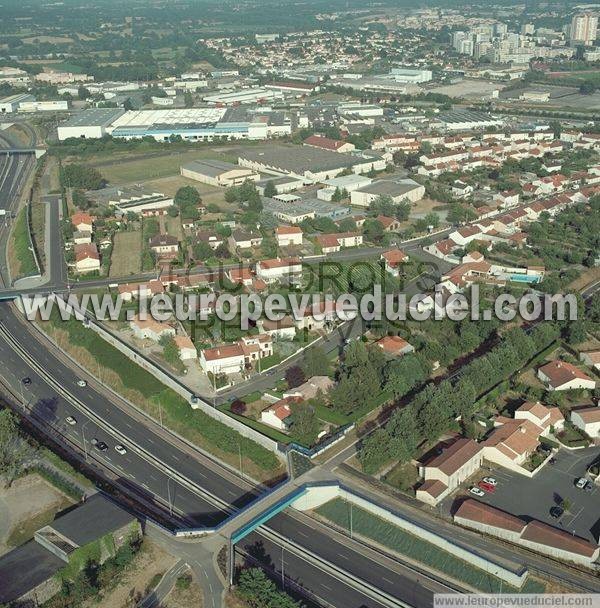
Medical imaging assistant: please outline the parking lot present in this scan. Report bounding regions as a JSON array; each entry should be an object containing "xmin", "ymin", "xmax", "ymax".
[{"xmin": 444, "ymin": 447, "xmax": 600, "ymax": 542}]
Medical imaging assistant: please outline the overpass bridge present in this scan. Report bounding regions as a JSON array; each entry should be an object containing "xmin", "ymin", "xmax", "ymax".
[{"xmin": 0, "ymin": 148, "xmax": 46, "ymax": 158}]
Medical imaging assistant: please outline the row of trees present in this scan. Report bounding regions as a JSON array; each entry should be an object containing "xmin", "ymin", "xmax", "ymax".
[
  {"xmin": 358, "ymin": 323, "xmax": 561, "ymax": 474},
  {"xmin": 60, "ymin": 163, "xmax": 106, "ymax": 191}
]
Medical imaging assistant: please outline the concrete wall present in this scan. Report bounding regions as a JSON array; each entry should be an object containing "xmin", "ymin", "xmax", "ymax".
[{"xmin": 292, "ymin": 483, "xmax": 528, "ymax": 588}]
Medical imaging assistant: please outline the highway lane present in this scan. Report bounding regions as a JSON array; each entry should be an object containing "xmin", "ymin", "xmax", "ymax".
[{"xmin": 0, "ymin": 303, "xmax": 448, "ymax": 607}]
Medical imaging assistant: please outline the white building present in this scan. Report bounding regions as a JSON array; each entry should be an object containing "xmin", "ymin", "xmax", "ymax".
[
  {"xmin": 537, "ymin": 361, "xmax": 596, "ymax": 392},
  {"xmin": 181, "ymin": 159, "xmax": 259, "ymax": 187},
  {"xmin": 256, "ymin": 257, "xmax": 302, "ymax": 283},
  {"xmin": 0, "ymin": 93, "xmax": 35, "ymax": 113},
  {"xmin": 275, "ymin": 226, "xmax": 303, "ymax": 247},
  {"xmin": 571, "ymin": 407, "xmax": 600, "ymax": 438}
]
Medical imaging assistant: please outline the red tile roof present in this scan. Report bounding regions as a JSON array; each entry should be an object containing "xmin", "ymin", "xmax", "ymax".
[
  {"xmin": 454, "ymin": 499, "xmax": 526, "ymax": 533},
  {"xmin": 521, "ymin": 520, "xmax": 598, "ymax": 557},
  {"xmin": 423, "ymin": 438, "xmax": 482, "ymax": 476},
  {"xmin": 538, "ymin": 361, "xmax": 594, "ymax": 389}
]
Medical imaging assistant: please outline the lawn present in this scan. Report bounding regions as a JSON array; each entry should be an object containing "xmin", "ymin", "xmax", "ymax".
[
  {"xmin": 9, "ymin": 206, "xmax": 38, "ymax": 279},
  {"xmin": 316, "ymin": 498, "xmax": 545, "ymax": 594},
  {"xmin": 109, "ymin": 230, "xmax": 142, "ymax": 277}
]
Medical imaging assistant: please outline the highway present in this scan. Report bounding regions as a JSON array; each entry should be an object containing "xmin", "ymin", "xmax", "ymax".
[{"xmin": 0, "ymin": 301, "xmax": 448, "ymax": 608}]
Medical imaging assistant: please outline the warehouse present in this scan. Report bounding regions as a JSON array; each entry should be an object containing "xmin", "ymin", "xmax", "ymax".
[
  {"xmin": 19, "ymin": 100, "xmax": 69, "ymax": 112},
  {"xmin": 203, "ymin": 87, "xmax": 283, "ymax": 105},
  {"xmin": 350, "ymin": 178, "xmax": 425, "ymax": 207},
  {"xmin": 256, "ymin": 175, "xmax": 305, "ymax": 195},
  {"xmin": 0, "ymin": 93, "xmax": 35, "ymax": 113},
  {"xmin": 317, "ymin": 174, "xmax": 373, "ymax": 201},
  {"xmin": 237, "ymin": 144, "xmax": 378, "ymax": 182},
  {"xmin": 57, "ymin": 108, "xmax": 125, "ymax": 140},
  {"xmin": 181, "ymin": 159, "xmax": 259, "ymax": 187},
  {"xmin": 388, "ymin": 68, "xmax": 433, "ymax": 83},
  {"xmin": 437, "ymin": 110, "xmax": 505, "ymax": 131},
  {"xmin": 85, "ymin": 185, "xmax": 174, "ymax": 215}
]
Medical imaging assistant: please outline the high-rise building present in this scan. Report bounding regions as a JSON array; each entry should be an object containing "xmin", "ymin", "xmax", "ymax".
[
  {"xmin": 452, "ymin": 31, "xmax": 474, "ymax": 56},
  {"xmin": 494, "ymin": 23, "xmax": 508, "ymax": 37},
  {"xmin": 570, "ymin": 13, "xmax": 598, "ymax": 46},
  {"xmin": 521, "ymin": 23, "xmax": 535, "ymax": 36}
]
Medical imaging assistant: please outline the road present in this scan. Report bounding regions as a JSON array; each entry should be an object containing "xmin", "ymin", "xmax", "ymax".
[{"xmin": 0, "ymin": 301, "xmax": 442, "ymax": 608}]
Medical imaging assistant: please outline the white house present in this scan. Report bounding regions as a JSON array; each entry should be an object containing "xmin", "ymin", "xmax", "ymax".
[
  {"xmin": 256, "ymin": 257, "xmax": 302, "ymax": 283},
  {"xmin": 199, "ymin": 344, "xmax": 245, "ymax": 375},
  {"xmin": 130, "ymin": 315, "xmax": 176, "ymax": 342},
  {"xmin": 174, "ymin": 335, "xmax": 198, "ymax": 361},
  {"xmin": 571, "ymin": 407, "xmax": 600, "ymax": 438},
  {"xmin": 275, "ymin": 226, "xmax": 303, "ymax": 247},
  {"xmin": 260, "ymin": 397, "xmax": 296, "ymax": 431},
  {"xmin": 537, "ymin": 361, "xmax": 596, "ymax": 392},
  {"xmin": 74, "ymin": 243, "xmax": 100, "ymax": 274}
]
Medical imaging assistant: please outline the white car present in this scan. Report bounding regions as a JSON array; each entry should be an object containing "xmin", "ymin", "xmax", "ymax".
[
  {"xmin": 77, "ymin": 380, "xmax": 87, "ymax": 387},
  {"xmin": 65, "ymin": 416, "xmax": 77, "ymax": 426},
  {"xmin": 115, "ymin": 444, "xmax": 127, "ymax": 455},
  {"xmin": 482, "ymin": 477, "xmax": 497, "ymax": 486},
  {"xmin": 469, "ymin": 486, "xmax": 486, "ymax": 497},
  {"xmin": 576, "ymin": 477, "xmax": 588, "ymax": 490}
]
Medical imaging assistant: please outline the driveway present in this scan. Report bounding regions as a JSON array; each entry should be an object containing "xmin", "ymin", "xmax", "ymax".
[{"xmin": 449, "ymin": 447, "xmax": 600, "ymax": 543}]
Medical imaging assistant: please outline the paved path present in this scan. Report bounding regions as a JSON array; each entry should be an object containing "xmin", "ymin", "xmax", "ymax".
[{"xmin": 137, "ymin": 558, "xmax": 189, "ymax": 608}]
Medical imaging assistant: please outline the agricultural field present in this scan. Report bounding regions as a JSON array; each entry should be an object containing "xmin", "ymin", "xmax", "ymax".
[{"xmin": 109, "ymin": 230, "xmax": 143, "ymax": 277}]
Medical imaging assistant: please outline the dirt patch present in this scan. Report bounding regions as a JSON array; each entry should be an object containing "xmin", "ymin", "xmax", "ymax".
[
  {"xmin": 162, "ymin": 571, "xmax": 204, "ymax": 608},
  {"xmin": 81, "ymin": 539, "xmax": 177, "ymax": 608},
  {"xmin": 0, "ymin": 473, "xmax": 74, "ymax": 555},
  {"xmin": 110, "ymin": 230, "xmax": 142, "ymax": 278}
]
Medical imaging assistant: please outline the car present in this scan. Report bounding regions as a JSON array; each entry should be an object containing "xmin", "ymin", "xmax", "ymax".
[
  {"xmin": 21, "ymin": 377, "xmax": 31, "ymax": 385},
  {"xmin": 91, "ymin": 438, "xmax": 98, "ymax": 446},
  {"xmin": 65, "ymin": 416, "xmax": 77, "ymax": 426},
  {"xmin": 94, "ymin": 441, "xmax": 108, "ymax": 452},
  {"xmin": 77, "ymin": 380, "xmax": 87, "ymax": 387},
  {"xmin": 482, "ymin": 477, "xmax": 497, "ymax": 486},
  {"xmin": 115, "ymin": 444, "xmax": 127, "ymax": 455},
  {"xmin": 469, "ymin": 486, "xmax": 485, "ymax": 497},
  {"xmin": 575, "ymin": 477, "xmax": 589, "ymax": 490},
  {"xmin": 550, "ymin": 506, "xmax": 564, "ymax": 519},
  {"xmin": 584, "ymin": 482, "xmax": 594, "ymax": 493},
  {"xmin": 478, "ymin": 481, "xmax": 496, "ymax": 493}
]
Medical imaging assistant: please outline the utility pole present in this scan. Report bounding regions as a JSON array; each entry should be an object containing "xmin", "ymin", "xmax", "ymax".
[
  {"xmin": 81, "ymin": 420, "xmax": 91, "ymax": 462},
  {"xmin": 350, "ymin": 500, "xmax": 353, "ymax": 540},
  {"xmin": 167, "ymin": 476, "xmax": 173, "ymax": 516},
  {"xmin": 238, "ymin": 441, "xmax": 243, "ymax": 478},
  {"xmin": 281, "ymin": 546, "xmax": 285, "ymax": 590}
]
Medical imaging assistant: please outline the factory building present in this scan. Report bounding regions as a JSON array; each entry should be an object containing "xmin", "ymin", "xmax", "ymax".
[
  {"xmin": 0, "ymin": 93, "xmax": 35, "ymax": 113},
  {"xmin": 57, "ymin": 108, "xmax": 126, "ymax": 140}
]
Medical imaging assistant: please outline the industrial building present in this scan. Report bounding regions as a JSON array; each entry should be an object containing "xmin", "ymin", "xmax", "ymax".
[
  {"xmin": 436, "ymin": 110, "xmax": 505, "ymax": 131},
  {"xmin": 57, "ymin": 108, "xmax": 126, "ymax": 140},
  {"xmin": 85, "ymin": 185, "xmax": 174, "ymax": 215},
  {"xmin": 181, "ymin": 159, "xmax": 260, "ymax": 187},
  {"xmin": 350, "ymin": 178, "xmax": 425, "ymax": 207},
  {"xmin": 0, "ymin": 93, "xmax": 35, "ymax": 113},
  {"xmin": 19, "ymin": 100, "xmax": 70, "ymax": 112},
  {"xmin": 263, "ymin": 197, "xmax": 352, "ymax": 223},
  {"xmin": 387, "ymin": 68, "xmax": 433, "ymax": 83},
  {"xmin": 237, "ymin": 144, "xmax": 381, "ymax": 182},
  {"xmin": 203, "ymin": 87, "xmax": 283, "ymax": 105}
]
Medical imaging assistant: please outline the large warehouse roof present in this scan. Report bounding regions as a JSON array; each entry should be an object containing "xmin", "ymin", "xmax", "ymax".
[
  {"xmin": 110, "ymin": 108, "xmax": 227, "ymax": 129},
  {"xmin": 60, "ymin": 107, "xmax": 125, "ymax": 128}
]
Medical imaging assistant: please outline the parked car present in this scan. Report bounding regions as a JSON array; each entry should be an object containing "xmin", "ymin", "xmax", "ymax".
[
  {"xmin": 94, "ymin": 441, "xmax": 108, "ymax": 452},
  {"xmin": 77, "ymin": 380, "xmax": 87, "ymax": 387},
  {"xmin": 115, "ymin": 444, "xmax": 127, "ymax": 455},
  {"xmin": 550, "ymin": 506, "xmax": 564, "ymax": 519},
  {"xmin": 575, "ymin": 477, "xmax": 589, "ymax": 490},
  {"xmin": 469, "ymin": 486, "xmax": 485, "ymax": 497},
  {"xmin": 482, "ymin": 477, "xmax": 497, "ymax": 486},
  {"xmin": 478, "ymin": 481, "xmax": 496, "ymax": 493},
  {"xmin": 21, "ymin": 377, "xmax": 31, "ymax": 385},
  {"xmin": 65, "ymin": 416, "xmax": 77, "ymax": 426}
]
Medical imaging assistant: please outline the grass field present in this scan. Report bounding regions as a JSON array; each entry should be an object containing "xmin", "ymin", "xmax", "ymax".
[
  {"xmin": 86, "ymin": 149, "xmax": 237, "ymax": 184},
  {"xmin": 9, "ymin": 206, "xmax": 38, "ymax": 279},
  {"xmin": 110, "ymin": 230, "xmax": 142, "ymax": 277},
  {"xmin": 316, "ymin": 498, "xmax": 546, "ymax": 594}
]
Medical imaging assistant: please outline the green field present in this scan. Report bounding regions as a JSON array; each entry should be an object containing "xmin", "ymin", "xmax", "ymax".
[
  {"xmin": 10, "ymin": 207, "xmax": 39, "ymax": 278},
  {"xmin": 316, "ymin": 498, "xmax": 545, "ymax": 594}
]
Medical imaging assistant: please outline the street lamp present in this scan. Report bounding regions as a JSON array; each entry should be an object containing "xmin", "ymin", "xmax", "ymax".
[{"xmin": 81, "ymin": 420, "xmax": 91, "ymax": 462}]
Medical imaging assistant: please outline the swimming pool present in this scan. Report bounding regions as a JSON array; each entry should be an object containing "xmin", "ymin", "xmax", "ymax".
[{"xmin": 509, "ymin": 274, "xmax": 541, "ymax": 284}]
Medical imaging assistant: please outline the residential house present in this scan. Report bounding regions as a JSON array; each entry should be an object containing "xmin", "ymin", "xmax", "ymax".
[
  {"xmin": 315, "ymin": 232, "xmax": 363, "ymax": 253},
  {"xmin": 73, "ymin": 230, "xmax": 92, "ymax": 245},
  {"xmin": 580, "ymin": 350, "xmax": 600, "ymax": 371},
  {"xmin": 494, "ymin": 191, "xmax": 520, "ymax": 209},
  {"xmin": 117, "ymin": 280, "xmax": 164, "ymax": 301},
  {"xmin": 571, "ymin": 406, "xmax": 600, "ymax": 438},
  {"xmin": 227, "ymin": 267, "xmax": 254, "ymax": 287},
  {"xmin": 174, "ymin": 335, "xmax": 198, "ymax": 361},
  {"xmin": 416, "ymin": 438, "xmax": 483, "ymax": 506},
  {"xmin": 200, "ymin": 344, "xmax": 245, "ymax": 375},
  {"xmin": 194, "ymin": 231, "xmax": 224, "ymax": 251},
  {"xmin": 284, "ymin": 376, "xmax": 334, "ymax": 400},
  {"xmin": 537, "ymin": 361, "xmax": 596, "ymax": 392},
  {"xmin": 74, "ymin": 243, "xmax": 100, "ymax": 273},
  {"xmin": 261, "ymin": 397, "xmax": 297, "ymax": 431},
  {"xmin": 275, "ymin": 226, "xmax": 303, "ymax": 247},
  {"xmin": 376, "ymin": 215, "xmax": 401, "ymax": 232},
  {"xmin": 71, "ymin": 212, "xmax": 93, "ymax": 233},
  {"xmin": 452, "ymin": 180, "xmax": 474, "ymax": 199},
  {"xmin": 230, "ymin": 229, "xmax": 263, "ymax": 250},
  {"xmin": 376, "ymin": 335, "xmax": 415, "ymax": 357},
  {"xmin": 130, "ymin": 315, "xmax": 175, "ymax": 342},
  {"xmin": 256, "ymin": 257, "xmax": 302, "ymax": 283},
  {"xmin": 381, "ymin": 248, "xmax": 409, "ymax": 276},
  {"xmin": 514, "ymin": 401, "xmax": 564, "ymax": 435},
  {"xmin": 258, "ymin": 316, "xmax": 297, "ymax": 339},
  {"xmin": 149, "ymin": 234, "xmax": 179, "ymax": 257}
]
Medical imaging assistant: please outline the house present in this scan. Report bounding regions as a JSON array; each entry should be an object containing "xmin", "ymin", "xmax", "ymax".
[
  {"xmin": 239, "ymin": 334, "xmax": 273, "ymax": 364},
  {"xmin": 74, "ymin": 243, "xmax": 100, "ymax": 273},
  {"xmin": 494, "ymin": 190, "xmax": 520, "ymax": 209},
  {"xmin": 261, "ymin": 397, "xmax": 297, "ymax": 431},
  {"xmin": 117, "ymin": 280, "xmax": 164, "ymax": 301},
  {"xmin": 571, "ymin": 406, "xmax": 600, "ymax": 438},
  {"xmin": 194, "ymin": 231, "xmax": 224, "ymax": 250},
  {"xmin": 283, "ymin": 376, "xmax": 334, "ymax": 400},
  {"xmin": 73, "ymin": 230, "xmax": 92, "ymax": 245},
  {"xmin": 453, "ymin": 499, "xmax": 600, "ymax": 567},
  {"xmin": 537, "ymin": 361, "xmax": 596, "ymax": 392},
  {"xmin": 514, "ymin": 401, "xmax": 564, "ymax": 435},
  {"xmin": 416, "ymin": 438, "xmax": 483, "ymax": 506},
  {"xmin": 258, "ymin": 316, "xmax": 297, "ymax": 339},
  {"xmin": 256, "ymin": 257, "xmax": 302, "ymax": 283},
  {"xmin": 230, "ymin": 229, "xmax": 263, "ymax": 249},
  {"xmin": 0, "ymin": 495, "xmax": 140, "ymax": 607},
  {"xmin": 174, "ymin": 335, "xmax": 198, "ymax": 361},
  {"xmin": 381, "ymin": 248, "xmax": 408, "ymax": 276},
  {"xmin": 71, "ymin": 212, "xmax": 93, "ymax": 233},
  {"xmin": 376, "ymin": 335, "xmax": 415, "ymax": 357},
  {"xmin": 315, "ymin": 232, "xmax": 363, "ymax": 253},
  {"xmin": 375, "ymin": 215, "xmax": 401, "ymax": 232},
  {"xmin": 130, "ymin": 315, "xmax": 176, "ymax": 342},
  {"xmin": 227, "ymin": 266, "xmax": 254, "ymax": 287},
  {"xmin": 149, "ymin": 234, "xmax": 178, "ymax": 256},
  {"xmin": 304, "ymin": 134, "xmax": 355, "ymax": 154},
  {"xmin": 200, "ymin": 344, "xmax": 245, "ymax": 375},
  {"xmin": 275, "ymin": 226, "xmax": 303, "ymax": 247},
  {"xmin": 452, "ymin": 180, "xmax": 474, "ymax": 199},
  {"xmin": 580, "ymin": 349, "xmax": 600, "ymax": 371}
]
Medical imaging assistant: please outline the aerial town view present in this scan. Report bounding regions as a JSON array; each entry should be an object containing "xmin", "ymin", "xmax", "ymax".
[{"xmin": 0, "ymin": 0, "xmax": 599, "ymax": 606}]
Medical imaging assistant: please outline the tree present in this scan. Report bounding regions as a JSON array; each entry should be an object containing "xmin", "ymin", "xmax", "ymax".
[
  {"xmin": 302, "ymin": 346, "xmax": 329, "ymax": 378},
  {"xmin": 0, "ymin": 410, "xmax": 33, "ymax": 487},
  {"xmin": 395, "ymin": 201, "xmax": 411, "ymax": 222},
  {"xmin": 290, "ymin": 401, "xmax": 320, "ymax": 446},
  {"xmin": 424, "ymin": 212, "xmax": 440, "ymax": 229},
  {"xmin": 184, "ymin": 91, "xmax": 194, "ymax": 108},
  {"xmin": 60, "ymin": 164, "xmax": 106, "ymax": 190},
  {"xmin": 263, "ymin": 180, "xmax": 277, "ymax": 198},
  {"xmin": 580, "ymin": 81, "xmax": 596, "ymax": 95},
  {"xmin": 285, "ymin": 365, "xmax": 305, "ymax": 389},
  {"xmin": 363, "ymin": 218, "xmax": 384, "ymax": 243}
]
